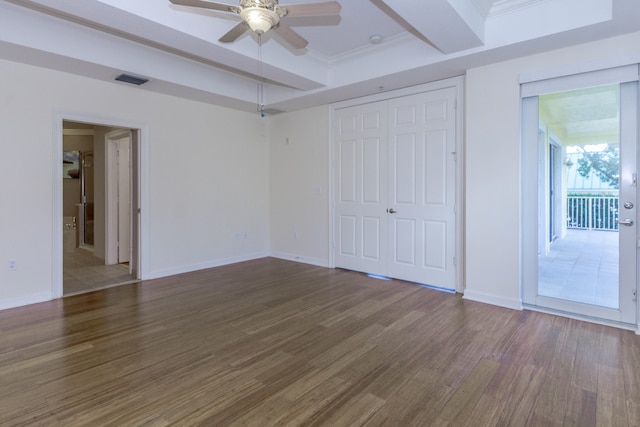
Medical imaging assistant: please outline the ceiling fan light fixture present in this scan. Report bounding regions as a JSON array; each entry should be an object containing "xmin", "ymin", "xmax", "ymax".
[{"xmin": 241, "ymin": 7, "xmax": 279, "ymax": 34}]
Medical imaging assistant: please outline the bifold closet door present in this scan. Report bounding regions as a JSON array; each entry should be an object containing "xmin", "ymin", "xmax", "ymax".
[
  {"xmin": 334, "ymin": 101, "xmax": 388, "ymax": 277},
  {"xmin": 334, "ymin": 87, "xmax": 457, "ymax": 290},
  {"xmin": 387, "ymin": 88, "xmax": 457, "ymax": 289}
]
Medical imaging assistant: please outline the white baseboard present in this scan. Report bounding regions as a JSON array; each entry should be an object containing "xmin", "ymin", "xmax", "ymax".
[
  {"xmin": 142, "ymin": 252, "xmax": 270, "ymax": 280},
  {"xmin": 0, "ymin": 292, "xmax": 53, "ymax": 311},
  {"xmin": 269, "ymin": 252, "xmax": 329, "ymax": 268},
  {"xmin": 463, "ymin": 289, "xmax": 522, "ymax": 311}
]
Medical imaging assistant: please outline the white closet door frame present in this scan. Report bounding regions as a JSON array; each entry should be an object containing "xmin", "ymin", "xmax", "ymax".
[{"xmin": 329, "ymin": 76, "xmax": 465, "ymax": 293}]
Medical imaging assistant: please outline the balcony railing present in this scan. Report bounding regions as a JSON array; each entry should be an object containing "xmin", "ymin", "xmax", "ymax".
[{"xmin": 567, "ymin": 193, "xmax": 619, "ymax": 231}]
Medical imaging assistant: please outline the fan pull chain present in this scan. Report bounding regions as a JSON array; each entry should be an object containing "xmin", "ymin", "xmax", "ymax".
[{"xmin": 257, "ymin": 34, "xmax": 265, "ymax": 117}]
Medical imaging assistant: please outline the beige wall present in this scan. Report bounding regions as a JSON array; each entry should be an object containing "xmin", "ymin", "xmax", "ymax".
[
  {"xmin": 464, "ymin": 31, "xmax": 640, "ymax": 308},
  {"xmin": 2, "ymin": 30, "xmax": 640, "ymax": 312},
  {"xmin": 0, "ymin": 58, "xmax": 269, "ymax": 309},
  {"xmin": 269, "ymin": 106, "xmax": 330, "ymax": 266}
]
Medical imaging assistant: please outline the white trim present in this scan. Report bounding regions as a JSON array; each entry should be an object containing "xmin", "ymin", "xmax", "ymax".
[
  {"xmin": 521, "ymin": 64, "xmax": 639, "ymax": 97},
  {"xmin": 52, "ymin": 116, "xmax": 64, "ymax": 299},
  {"xmin": 328, "ymin": 76, "xmax": 465, "ymax": 293},
  {"xmin": 331, "ymin": 77, "xmax": 464, "ymax": 111},
  {"xmin": 105, "ymin": 130, "xmax": 132, "ymax": 266},
  {"xmin": 105, "ymin": 136, "xmax": 118, "ymax": 265},
  {"xmin": 463, "ymin": 289, "xmax": 523, "ymax": 311},
  {"xmin": 53, "ymin": 112, "xmax": 148, "ymax": 298},
  {"xmin": 144, "ymin": 252, "xmax": 270, "ymax": 280},
  {"xmin": 327, "ymin": 108, "xmax": 335, "ymax": 270},
  {"xmin": 270, "ymin": 252, "xmax": 329, "ymax": 268},
  {"xmin": 520, "ymin": 68, "xmax": 639, "ymax": 326}
]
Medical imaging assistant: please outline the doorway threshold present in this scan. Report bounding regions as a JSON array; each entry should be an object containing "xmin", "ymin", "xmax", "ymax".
[{"xmin": 523, "ymin": 303, "xmax": 636, "ymax": 332}]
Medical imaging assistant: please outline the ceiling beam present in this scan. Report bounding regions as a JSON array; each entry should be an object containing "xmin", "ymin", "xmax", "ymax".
[{"xmin": 379, "ymin": 0, "xmax": 485, "ymax": 53}]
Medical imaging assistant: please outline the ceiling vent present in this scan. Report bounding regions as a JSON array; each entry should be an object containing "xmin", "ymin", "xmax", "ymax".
[{"xmin": 115, "ymin": 73, "xmax": 149, "ymax": 86}]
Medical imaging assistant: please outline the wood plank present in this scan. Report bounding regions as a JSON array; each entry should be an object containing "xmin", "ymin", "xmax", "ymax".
[{"xmin": 0, "ymin": 258, "xmax": 638, "ymax": 425}]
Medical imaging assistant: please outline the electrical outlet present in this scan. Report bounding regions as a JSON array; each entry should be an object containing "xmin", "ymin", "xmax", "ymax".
[{"xmin": 8, "ymin": 259, "xmax": 16, "ymax": 271}]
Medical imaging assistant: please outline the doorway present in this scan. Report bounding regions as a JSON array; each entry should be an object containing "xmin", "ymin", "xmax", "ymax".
[
  {"xmin": 522, "ymin": 70, "xmax": 638, "ymax": 326},
  {"xmin": 333, "ymin": 84, "xmax": 460, "ymax": 291},
  {"xmin": 61, "ymin": 121, "xmax": 140, "ymax": 296}
]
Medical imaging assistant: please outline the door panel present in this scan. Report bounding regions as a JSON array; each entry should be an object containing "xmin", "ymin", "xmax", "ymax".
[
  {"xmin": 338, "ymin": 215, "xmax": 356, "ymax": 256},
  {"xmin": 388, "ymin": 88, "xmax": 457, "ymax": 288},
  {"xmin": 363, "ymin": 138, "xmax": 381, "ymax": 203},
  {"xmin": 394, "ymin": 218, "xmax": 416, "ymax": 265},
  {"xmin": 117, "ymin": 138, "xmax": 130, "ymax": 264},
  {"xmin": 394, "ymin": 134, "xmax": 416, "ymax": 204},
  {"xmin": 334, "ymin": 101, "xmax": 388, "ymax": 276},
  {"xmin": 334, "ymin": 87, "xmax": 457, "ymax": 290},
  {"xmin": 425, "ymin": 130, "xmax": 447, "ymax": 205},
  {"xmin": 617, "ymin": 81, "xmax": 637, "ymax": 324},
  {"xmin": 339, "ymin": 139, "xmax": 357, "ymax": 203},
  {"xmin": 425, "ymin": 220, "xmax": 447, "ymax": 270},
  {"xmin": 362, "ymin": 217, "xmax": 381, "ymax": 259}
]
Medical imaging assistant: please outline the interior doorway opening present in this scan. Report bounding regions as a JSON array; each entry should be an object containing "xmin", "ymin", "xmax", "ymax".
[{"xmin": 61, "ymin": 121, "xmax": 140, "ymax": 296}]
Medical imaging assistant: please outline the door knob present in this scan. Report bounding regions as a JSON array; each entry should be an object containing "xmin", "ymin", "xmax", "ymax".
[
  {"xmin": 387, "ymin": 208, "xmax": 397, "ymax": 214},
  {"xmin": 616, "ymin": 218, "xmax": 634, "ymax": 226}
]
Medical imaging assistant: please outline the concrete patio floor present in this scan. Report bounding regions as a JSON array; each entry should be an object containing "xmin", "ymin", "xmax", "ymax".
[{"xmin": 538, "ymin": 229, "xmax": 619, "ymax": 309}]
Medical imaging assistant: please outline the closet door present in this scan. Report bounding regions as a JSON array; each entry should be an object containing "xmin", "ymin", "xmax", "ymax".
[
  {"xmin": 387, "ymin": 88, "xmax": 457, "ymax": 289},
  {"xmin": 334, "ymin": 87, "xmax": 457, "ymax": 290},
  {"xmin": 334, "ymin": 101, "xmax": 388, "ymax": 276}
]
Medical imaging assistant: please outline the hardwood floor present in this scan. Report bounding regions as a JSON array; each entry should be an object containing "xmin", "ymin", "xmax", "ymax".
[{"xmin": 1, "ymin": 257, "xmax": 638, "ymax": 426}]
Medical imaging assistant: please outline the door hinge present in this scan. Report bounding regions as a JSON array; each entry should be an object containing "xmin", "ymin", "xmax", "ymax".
[
  {"xmin": 633, "ymin": 289, "xmax": 637, "ymax": 302},
  {"xmin": 453, "ymin": 257, "xmax": 457, "ymax": 267}
]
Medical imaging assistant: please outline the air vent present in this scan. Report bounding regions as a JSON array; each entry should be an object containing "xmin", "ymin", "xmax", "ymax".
[{"xmin": 115, "ymin": 73, "xmax": 149, "ymax": 86}]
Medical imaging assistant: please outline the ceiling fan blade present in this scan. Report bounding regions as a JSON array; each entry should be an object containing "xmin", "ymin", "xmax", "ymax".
[
  {"xmin": 281, "ymin": 1, "xmax": 341, "ymax": 18},
  {"xmin": 169, "ymin": 0, "xmax": 237, "ymax": 13},
  {"xmin": 219, "ymin": 21, "xmax": 249, "ymax": 43},
  {"xmin": 273, "ymin": 24, "xmax": 308, "ymax": 49}
]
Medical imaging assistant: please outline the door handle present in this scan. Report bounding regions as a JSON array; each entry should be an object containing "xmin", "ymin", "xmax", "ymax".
[
  {"xmin": 616, "ymin": 218, "xmax": 634, "ymax": 226},
  {"xmin": 387, "ymin": 208, "xmax": 397, "ymax": 214}
]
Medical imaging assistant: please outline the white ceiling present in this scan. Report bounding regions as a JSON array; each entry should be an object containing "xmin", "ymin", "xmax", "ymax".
[
  {"xmin": 540, "ymin": 85, "xmax": 620, "ymax": 145},
  {"xmin": 1, "ymin": 0, "xmax": 639, "ymax": 114}
]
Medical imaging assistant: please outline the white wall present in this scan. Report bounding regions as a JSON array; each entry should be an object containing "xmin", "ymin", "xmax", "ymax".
[
  {"xmin": 464, "ymin": 31, "xmax": 640, "ymax": 309},
  {"xmin": 269, "ymin": 106, "xmax": 330, "ymax": 266},
  {"xmin": 4, "ymin": 30, "xmax": 640, "ymax": 313},
  {"xmin": 0, "ymin": 58, "xmax": 269, "ymax": 309}
]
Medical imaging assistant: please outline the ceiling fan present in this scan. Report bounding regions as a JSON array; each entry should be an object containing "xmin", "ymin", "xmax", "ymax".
[{"xmin": 169, "ymin": 0, "xmax": 342, "ymax": 49}]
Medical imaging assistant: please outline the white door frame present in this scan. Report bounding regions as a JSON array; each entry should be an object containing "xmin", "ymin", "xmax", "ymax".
[
  {"xmin": 105, "ymin": 130, "xmax": 131, "ymax": 266},
  {"xmin": 52, "ymin": 113, "xmax": 148, "ymax": 299},
  {"xmin": 520, "ymin": 65, "xmax": 639, "ymax": 329},
  {"xmin": 329, "ymin": 76, "xmax": 465, "ymax": 293}
]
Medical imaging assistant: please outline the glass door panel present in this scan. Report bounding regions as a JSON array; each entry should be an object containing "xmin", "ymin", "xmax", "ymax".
[{"xmin": 531, "ymin": 82, "xmax": 637, "ymax": 325}]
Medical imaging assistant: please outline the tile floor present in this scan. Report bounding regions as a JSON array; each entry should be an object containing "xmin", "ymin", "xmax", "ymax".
[
  {"xmin": 63, "ymin": 248, "xmax": 137, "ymax": 295},
  {"xmin": 538, "ymin": 229, "xmax": 618, "ymax": 308}
]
